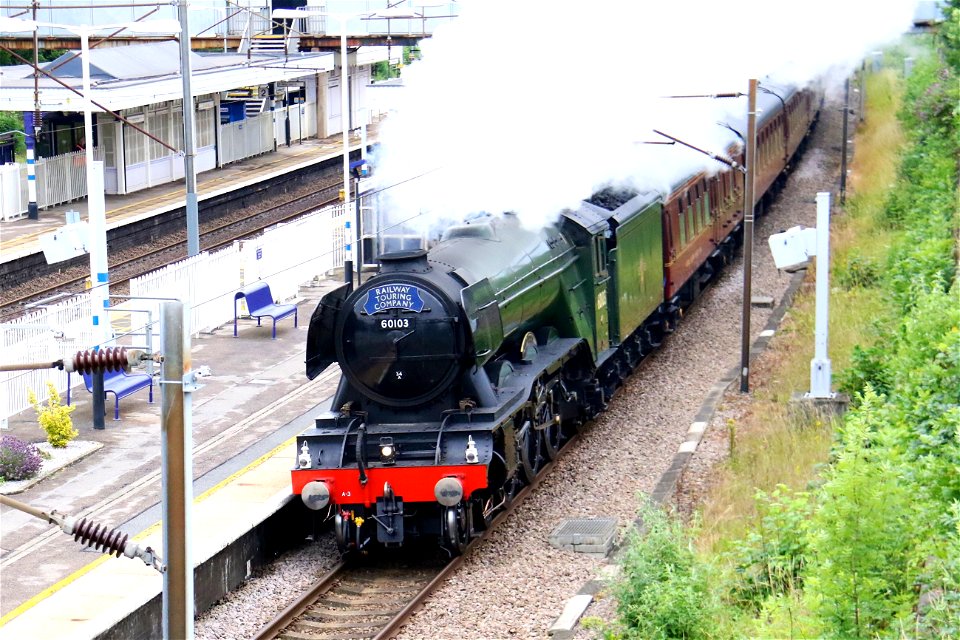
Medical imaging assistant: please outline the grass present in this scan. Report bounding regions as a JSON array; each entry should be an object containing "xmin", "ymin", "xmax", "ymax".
[
  {"xmin": 696, "ymin": 67, "xmax": 907, "ymax": 554},
  {"xmin": 833, "ymin": 69, "xmax": 907, "ymax": 288}
]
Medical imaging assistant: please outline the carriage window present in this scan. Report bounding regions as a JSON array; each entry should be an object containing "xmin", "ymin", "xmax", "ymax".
[{"xmin": 678, "ymin": 204, "xmax": 687, "ymax": 247}]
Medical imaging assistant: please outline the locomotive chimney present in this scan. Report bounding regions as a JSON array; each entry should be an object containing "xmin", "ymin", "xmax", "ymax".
[{"xmin": 378, "ymin": 249, "xmax": 432, "ymax": 274}]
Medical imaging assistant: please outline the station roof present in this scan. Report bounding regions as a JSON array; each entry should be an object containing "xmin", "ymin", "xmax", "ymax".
[{"xmin": 0, "ymin": 41, "xmax": 335, "ymax": 112}]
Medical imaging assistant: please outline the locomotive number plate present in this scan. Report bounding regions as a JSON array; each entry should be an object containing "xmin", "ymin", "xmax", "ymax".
[{"xmin": 378, "ymin": 318, "xmax": 415, "ymax": 330}]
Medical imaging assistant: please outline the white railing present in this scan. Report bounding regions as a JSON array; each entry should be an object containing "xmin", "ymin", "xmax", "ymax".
[
  {"xmin": 1, "ymin": 203, "xmax": 349, "ymax": 426},
  {"xmin": 220, "ymin": 112, "xmax": 276, "ymax": 166},
  {"xmin": 231, "ymin": 2, "xmax": 271, "ymax": 41},
  {"xmin": 0, "ymin": 163, "xmax": 20, "ymax": 221},
  {"xmin": 240, "ymin": 209, "xmax": 340, "ymax": 302},
  {"xmin": 330, "ymin": 203, "xmax": 347, "ymax": 268},
  {"xmin": 30, "ymin": 149, "xmax": 90, "ymax": 210},
  {"xmin": 128, "ymin": 243, "xmax": 243, "ymax": 337},
  {"xmin": 0, "ymin": 293, "xmax": 95, "ymax": 428},
  {"xmin": 273, "ymin": 103, "xmax": 318, "ymax": 146},
  {"xmin": 1, "ymin": 150, "xmax": 94, "ymax": 220}
]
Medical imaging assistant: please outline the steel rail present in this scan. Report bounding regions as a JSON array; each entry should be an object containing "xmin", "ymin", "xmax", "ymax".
[
  {"xmin": 252, "ymin": 560, "xmax": 349, "ymax": 640},
  {"xmin": 253, "ymin": 436, "xmax": 579, "ymax": 640}
]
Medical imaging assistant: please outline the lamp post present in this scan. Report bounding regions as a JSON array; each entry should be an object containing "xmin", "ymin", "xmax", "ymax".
[{"xmin": 76, "ymin": 20, "xmax": 183, "ymax": 348}]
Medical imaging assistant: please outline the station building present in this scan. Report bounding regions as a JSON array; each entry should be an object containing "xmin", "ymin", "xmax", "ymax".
[
  {"xmin": 0, "ymin": 0, "xmax": 455, "ymax": 220},
  {"xmin": 0, "ymin": 41, "xmax": 394, "ymax": 217}
]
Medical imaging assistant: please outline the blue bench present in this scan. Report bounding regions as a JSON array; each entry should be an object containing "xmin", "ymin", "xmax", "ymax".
[
  {"xmin": 67, "ymin": 369, "xmax": 154, "ymax": 421},
  {"xmin": 234, "ymin": 281, "xmax": 298, "ymax": 339}
]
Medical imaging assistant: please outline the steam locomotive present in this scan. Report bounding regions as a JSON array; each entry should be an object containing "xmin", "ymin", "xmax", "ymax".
[{"xmin": 293, "ymin": 85, "xmax": 820, "ymax": 553}]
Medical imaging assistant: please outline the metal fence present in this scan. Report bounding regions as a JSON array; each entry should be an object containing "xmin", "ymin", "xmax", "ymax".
[
  {"xmin": 128, "ymin": 243, "xmax": 243, "ymax": 337},
  {"xmin": 1, "ymin": 149, "xmax": 93, "ymax": 220},
  {"xmin": 241, "ymin": 207, "xmax": 341, "ymax": 303},
  {"xmin": 1, "ymin": 202, "xmax": 348, "ymax": 426},
  {"xmin": 0, "ymin": 293, "xmax": 96, "ymax": 428},
  {"xmin": 273, "ymin": 102, "xmax": 318, "ymax": 146},
  {"xmin": 220, "ymin": 112, "xmax": 276, "ymax": 166},
  {"xmin": 229, "ymin": 3, "xmax": 271, "ymax": 38}
]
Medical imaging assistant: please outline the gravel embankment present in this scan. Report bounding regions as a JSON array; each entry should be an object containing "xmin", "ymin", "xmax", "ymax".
[{"xmin": 195, "ymin": 96, "xmax": 843, "ymax": 640}]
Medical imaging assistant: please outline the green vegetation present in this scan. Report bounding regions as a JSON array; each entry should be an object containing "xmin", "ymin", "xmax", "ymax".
[
  {"xmin": 28, "ymin": 382, "xmax": 78, "ymax": 448},
  {"xmin": 0, "ymin": 111, "xmax": 26, "ymax": 157},
  {"xmin": 606, "ymin": 12, "xmax": 959, "ymax": 638},
  {"xmin": 372, "ymin": 45, "xmax": 422, "ymax": 81},
  {"xmin": 591, "ymin": 502, "xmax": 730, "ymax": 640},
  {"xmin": 371, "ymin": 60, "xmax": 395, "ymax": 81},
  {"xmin": 0, "ymin": 47, "xmax": 64, "ymax": 67}
]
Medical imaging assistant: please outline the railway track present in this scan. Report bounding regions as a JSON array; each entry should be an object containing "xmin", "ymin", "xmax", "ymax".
[
  {"xmin": 0, "ymin": 178, "xmax": 341, "ymax": 319},
  {"xmin": 253, "ymin": 560, "xmax": 443, "ymax": 640},
  {"xmin": 252, "ymin": 447, "xmax": 574, "ymax": 640}
]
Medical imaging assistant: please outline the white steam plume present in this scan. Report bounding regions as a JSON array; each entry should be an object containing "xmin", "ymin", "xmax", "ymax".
[{"xmin": 372, "ymin": 0, "xmax": 917, "ymax": 233}]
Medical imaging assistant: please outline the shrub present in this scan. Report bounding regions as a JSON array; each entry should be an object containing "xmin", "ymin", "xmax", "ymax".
[
  {"xmin": 837, "ymin": 345, "xmax": 892, "ymax": 402},
  {"xmin": 726, "ymin": 485, "xmax": 812, "ymax": 612},
  {"xmin": 835, "ymin": 251, "xmax": 881, "ymax": 290},
  {"xmin": 612, "ymin": 501, "xmax": 726, "ymax": 639},
  {"xmin": 805, "ymin": 397, "xmax": 919, "ymax": 637},
  {"xmin": 28, "ymin": 382, "xmax": 77, "ymax": 448},
  {"xmin": 915, "ymin": 504, "xmax": 960, "ymax": 638},
  {"xmin": 0, "ymin": 435, "xmax": 42, "ymax": 481}
]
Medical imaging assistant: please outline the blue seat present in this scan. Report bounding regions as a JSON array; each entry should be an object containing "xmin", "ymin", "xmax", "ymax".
[
  {"xmin": 234, "ymin": 281, "xmax": 298, "ymax": 339},
  {"xmin": 68, "ymin": 369, "xmax": 154, "ymax": 421}
]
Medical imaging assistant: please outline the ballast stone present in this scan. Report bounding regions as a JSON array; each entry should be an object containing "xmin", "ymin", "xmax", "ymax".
[{"xmin": 549, "ymin": 518, "xmax": 617, "ymax": 557}]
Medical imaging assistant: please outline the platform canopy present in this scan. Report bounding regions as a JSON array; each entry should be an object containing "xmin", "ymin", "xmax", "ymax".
[{"xmin": 0, "ymin": 41, "xmax": 335, "ymax": 112}]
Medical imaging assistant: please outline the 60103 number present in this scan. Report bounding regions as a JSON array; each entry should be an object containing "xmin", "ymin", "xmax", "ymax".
[{"xmin": 379, "ymin": 318, "xmax": 411, "ymax": 330}]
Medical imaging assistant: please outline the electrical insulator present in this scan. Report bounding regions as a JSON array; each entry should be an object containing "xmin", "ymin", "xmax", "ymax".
[
  {"xmin": 0, "ymin": 495, "xmax": 163, "ymax": 572},
  {"xmin": 34, "ymin": 109, "xmax": 42, "ymax": 134},
  {"xmin": 72, "ymin": 517, "xmax": 129, "ymax": 556},
  {"xmin": 62, "ymin": 516, "xmax": 162, "ymax": 571},
  {"xmin": 67, "ymin": 347, "xmax": 140, "ymax": 375}
]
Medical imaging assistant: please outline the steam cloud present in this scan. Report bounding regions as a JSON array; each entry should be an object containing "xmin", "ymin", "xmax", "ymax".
[{"xmin": 371, "ymin": 0, "xmax": 917, "ymax": 234}]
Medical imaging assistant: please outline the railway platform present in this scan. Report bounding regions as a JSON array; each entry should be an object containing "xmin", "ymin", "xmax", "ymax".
[
  {"xmin": 0, "ymin": 121, "xmax": 379, "ymax": 264},
  {"xmin": 0, "ymin": 275, "xmax": 345, "ymax": 637},
  {"xmin": 0, "ymin": 124, "xmax": 379, "ymax": 637}
]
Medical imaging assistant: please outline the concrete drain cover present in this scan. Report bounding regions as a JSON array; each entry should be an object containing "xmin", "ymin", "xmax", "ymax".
[{"xmin": 549, "ymin": 518, "xmax": 617, "ymax": 557}]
